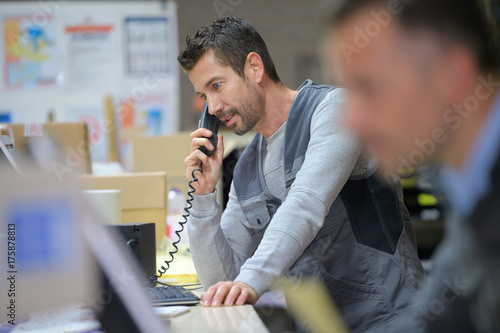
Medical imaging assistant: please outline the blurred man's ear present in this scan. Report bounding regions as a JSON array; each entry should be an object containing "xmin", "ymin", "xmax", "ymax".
[{"xmin": 439, "ymin": 46, "xmax": 479, "ymax": 105}]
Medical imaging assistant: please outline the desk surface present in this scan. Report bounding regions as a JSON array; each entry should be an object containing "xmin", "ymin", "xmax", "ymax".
[
  {"xmin": 165, "ymin": 303, "xmax": 269, "ymax": 333},
  {"xmin": 0, "ymin": 301, "xmax": 269, "ymax": 333}
]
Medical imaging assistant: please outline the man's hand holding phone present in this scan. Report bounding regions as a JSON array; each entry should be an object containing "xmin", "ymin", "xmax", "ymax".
[{"xmin": 184, "ymin": 129, "xmax": 224, "ymax": 195}]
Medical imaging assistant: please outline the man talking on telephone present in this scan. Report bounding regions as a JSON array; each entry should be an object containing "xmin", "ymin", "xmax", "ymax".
[{"xmin": 178, "ymin": 16, "xmax": 424, "ymax": 331}]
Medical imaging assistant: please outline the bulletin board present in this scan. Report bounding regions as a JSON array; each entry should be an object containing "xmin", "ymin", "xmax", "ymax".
[{"xmin": 0, "ymin": 1, "xmax": 179, "ymax": 162}]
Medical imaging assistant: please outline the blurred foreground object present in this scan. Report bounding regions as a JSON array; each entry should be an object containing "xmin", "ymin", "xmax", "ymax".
[
  {"xmin": 278, "ymin": 278, "xmax": 349, "ymax": 333},
  {"xmin": 0, "ymin": 161, "xmax": 97, "ymax": 324},
  {"xmin": 0, "ymin": 134, "xmax": 166, "ymax": 332}
]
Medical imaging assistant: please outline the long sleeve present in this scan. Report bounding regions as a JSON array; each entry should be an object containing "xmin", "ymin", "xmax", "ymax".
[
  {"xmin": 234, "ymin": 88, "xmax": 362, "ymax": 296},
  {"xmin": 187, "ymin": 185, "xmax": 258, "ymax": 289}
]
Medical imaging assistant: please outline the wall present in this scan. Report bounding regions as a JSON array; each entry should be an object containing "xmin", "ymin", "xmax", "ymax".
[
  {"xmin": 0, "ymin": 0, "xmax": 340, "ymax": 134},
  {"xmin": 0, "ymin": 0, "xmax": 180, "ymax": 163}
]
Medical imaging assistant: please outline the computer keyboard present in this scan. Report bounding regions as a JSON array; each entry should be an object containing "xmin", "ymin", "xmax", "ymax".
[{"xmin": 146, "ymin": 285, "xmax": 201, "ymax": 306}]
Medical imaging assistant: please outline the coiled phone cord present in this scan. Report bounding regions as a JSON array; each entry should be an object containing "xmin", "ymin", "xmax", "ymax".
[{"xmin": 148, "ymin": 166, "xmax": 203, "ymax": 286}]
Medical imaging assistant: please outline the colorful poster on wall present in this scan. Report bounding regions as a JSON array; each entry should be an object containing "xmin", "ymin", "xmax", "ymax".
[{"xmin": 3, "ymin": 14, "xmax": 59, "ymax": 90}]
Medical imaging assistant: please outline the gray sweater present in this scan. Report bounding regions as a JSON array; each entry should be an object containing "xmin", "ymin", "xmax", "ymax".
[{"xmin": 188, "ymin": 88, "xmax": 371, "ymax": 297}]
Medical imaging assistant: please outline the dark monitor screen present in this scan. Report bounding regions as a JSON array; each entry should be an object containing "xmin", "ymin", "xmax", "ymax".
[{"xmin": 0, "ymin": 135, "xmax": 25, "ymax": 175}]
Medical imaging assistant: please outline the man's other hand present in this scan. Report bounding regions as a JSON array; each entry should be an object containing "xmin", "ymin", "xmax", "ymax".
[{"xmin": 201, "ymin": 281, "xmax": 258, "ymax": 307}]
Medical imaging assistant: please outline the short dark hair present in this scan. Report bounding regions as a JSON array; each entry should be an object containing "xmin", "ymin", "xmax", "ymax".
[
  {"xmin": 330, "ymin": 0, "xmax": 499, "ymax": 72},
  {"xmin": 178, "ymin": 16, "xmax": 280, "ymax": 82}
]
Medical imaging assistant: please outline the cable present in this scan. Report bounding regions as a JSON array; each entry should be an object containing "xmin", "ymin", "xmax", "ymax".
[
  {"xmin": 126, "ymin": 238, "xmax": 138, "ymax": 247},
  {"xmin": 154, "ymin": 280, "xmax": 202, "ymax": 288},
  {"xmin": 148, "ymin": 166, "xmax": 203, "ymax": 287},
  {"xmin": 184, "ymin": 286, "xmax": 203, "ymax": 291}
]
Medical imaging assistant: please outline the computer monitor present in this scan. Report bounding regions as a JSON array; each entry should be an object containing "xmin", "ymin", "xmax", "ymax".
[{"xmin": 0, "ymin": 135, "xmax": 25, "ymax": 175}]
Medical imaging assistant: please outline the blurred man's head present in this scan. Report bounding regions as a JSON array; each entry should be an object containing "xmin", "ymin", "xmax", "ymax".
[
  {"xmin": 328, "ymin": 0, "xmax": 499, "ymax": 172},
  {"xmin": 178, "ymin": 16, "xmax": 280, "ymax": 135}
]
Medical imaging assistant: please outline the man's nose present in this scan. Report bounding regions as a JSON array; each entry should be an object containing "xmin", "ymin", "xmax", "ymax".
[{"xmin": 207, "ymin": 98, "xmax": 224, "ymax": 116}]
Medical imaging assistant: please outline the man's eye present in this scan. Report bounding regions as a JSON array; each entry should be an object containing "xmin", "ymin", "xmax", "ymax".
[
  {"xmin": 213, "ymin": 82, "xmax": 221, "ymax": 89},
  {"xmin": 201, "ymin": 94, "xmax": 207, "ymax": 100}
]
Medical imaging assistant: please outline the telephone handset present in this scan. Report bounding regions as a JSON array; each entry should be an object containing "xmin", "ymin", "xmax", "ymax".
[
  {"xmin": 199, "ymin": 103, "xmax": 220, "ymax": 157},
  {"xmin": 149, "ymin": 103, "xmax": 220, "ymax": 286}
]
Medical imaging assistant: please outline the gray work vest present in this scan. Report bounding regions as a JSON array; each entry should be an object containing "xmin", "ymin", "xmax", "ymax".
[{"xmin": 233, "ymin": 80, "xmax": 424, "ymax": 331}]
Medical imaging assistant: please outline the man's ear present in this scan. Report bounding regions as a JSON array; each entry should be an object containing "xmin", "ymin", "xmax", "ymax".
[
  {"xmin": 439, "ymin": 46, "xmax": 478, "ymax": 104},
  {"xmin": 245, "ymin": 52, "xmax": 265, "ymax": 84}
]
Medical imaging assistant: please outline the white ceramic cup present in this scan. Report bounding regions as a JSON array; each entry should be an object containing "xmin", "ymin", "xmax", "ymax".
[{"xmin": 82, "ymin": 189, "xmax": 122, "ymax": 225}]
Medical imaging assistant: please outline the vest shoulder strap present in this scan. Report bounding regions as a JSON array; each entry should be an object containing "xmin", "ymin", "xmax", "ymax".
[{"xmin": 284, "ymin": 80, "xmax": 335, "ymax": 186}]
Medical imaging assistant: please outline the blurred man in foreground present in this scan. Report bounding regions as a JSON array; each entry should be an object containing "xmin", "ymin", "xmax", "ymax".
[{"xmin": 329, "ymin": 0, "xmax": 500, "ymax": 331}]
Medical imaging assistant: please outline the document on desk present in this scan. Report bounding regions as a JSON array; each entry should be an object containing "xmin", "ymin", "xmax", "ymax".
[{"xmin": 153, "ymin": 306, "xmax": 190, "ymax": 319}]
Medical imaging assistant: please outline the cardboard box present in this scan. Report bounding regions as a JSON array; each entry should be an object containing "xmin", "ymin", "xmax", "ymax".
[
  {"xmin": 131, "ymin": 132, "xmax": 192, "ymax": 193},
  {"xmin": 130, "ymin": 131, "xmax": 255, "ymax": 205},
  {"xmin": 79, "ymin": 172, "xmax": 167, "ymax": 248},
  {"xmin": 0, "ymin": 122, "xmax": 92, "ymax": 174}
]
